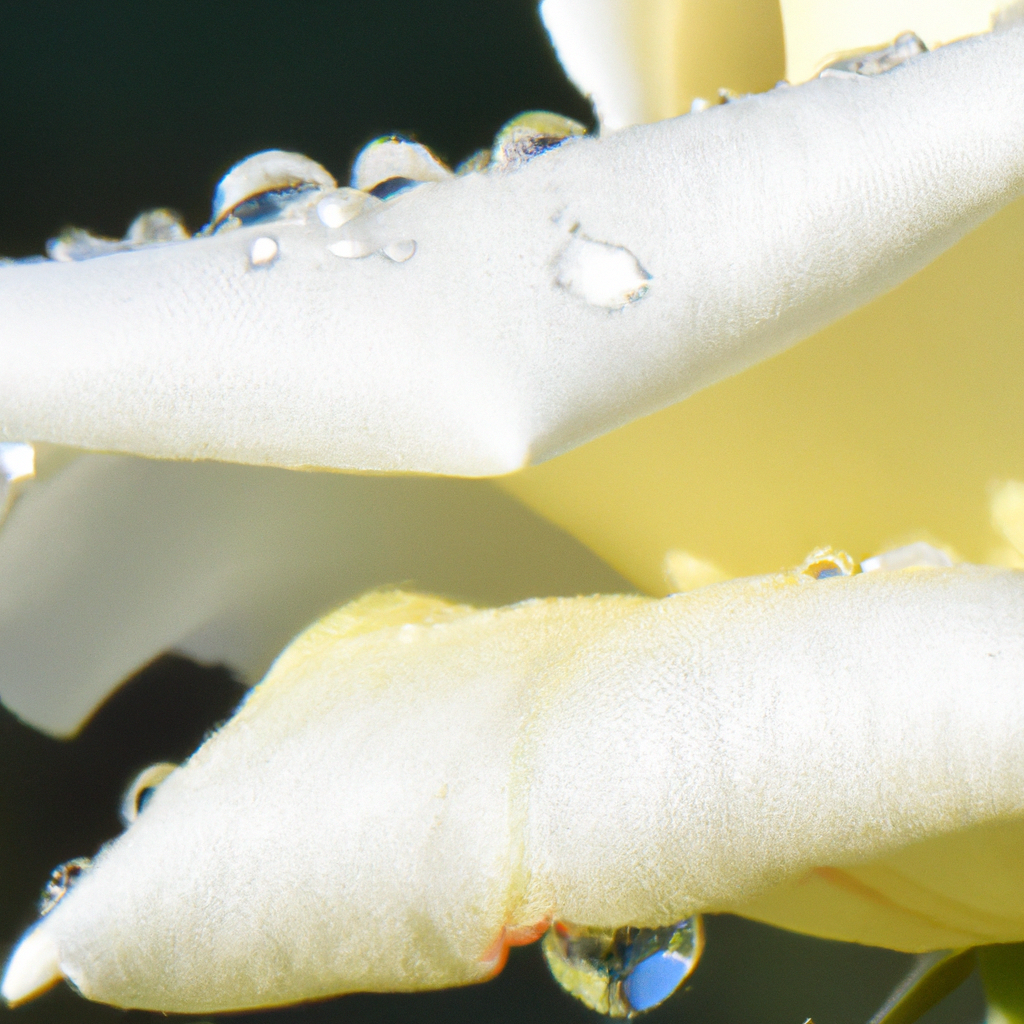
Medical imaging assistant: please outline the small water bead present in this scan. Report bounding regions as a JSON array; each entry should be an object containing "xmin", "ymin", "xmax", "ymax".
[
  {"xmin": 555, "ymin": 233, "xmax": 651, "ymax": 310},
  {"xmin": 350, "ymin": 136, "xmax": 452, "ymax": 195},
  {"xmin": 121, "ymin": 762, "xmax": 177, "ymax": 825},
  {"xmin": 39, "ymin": 858, "xmax": 91, "ymax": 916},
  {"xmin": 382, "ymin": 239, "xmax": 416, "ymax": 263},
  {"xmin": 249, "ymin": 236, "xmax": 279, "ymax": 267},
  {"xmin": 860, "ymin": 542, "xmax": 952, "ymax": 573},
  {"xmin": 818, "ymin": 32, "xmax": 927, "ymax": 78},
  {"xmin": 542, "ymin": 918, "xmax": 703, "ymax": 1017},
  {"xmin": 317, "ymin": 188, "xmax": 379, "ymax": 228},
  {"xmin": 492, "ymin": 111, "xmax": 587, "ymax": 169},
  {"xmin": 799, "ymin": 547, "xmax": 860, "ymax": 580},
  {"xmin": 210, "ymin": 150, "xmax": 336, "ymax": 232}
]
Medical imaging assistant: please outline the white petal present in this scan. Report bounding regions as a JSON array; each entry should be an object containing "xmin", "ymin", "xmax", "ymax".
[
  {"xmin": 3, "ymin": 28, "xmax": 1024, "ymax": 474},
  {"xmin": 0, "ymin": 454, "xmax": 625, "ymax": 737},
  {"xmin": 9, "ymin": 566, "xmax": 1024, "ymax": 1011}
]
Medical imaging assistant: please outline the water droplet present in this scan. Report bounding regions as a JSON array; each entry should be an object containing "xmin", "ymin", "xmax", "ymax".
[
  {"xmin": 690, "ymin": 97, "xmax": 712, "ymax": 113},
  {"xmin": 39, "ymin": 858, "xmax": 91, "ymax": 916},
  {"xmin": 818, "ymin": 32, "xmax": 927, "ymax": 78},
  {"xmin": 46, "ymin": 228, "xmax": 121, "ymax": 263},
  {"xmin": 542, "ymin": 918, "xmax": 703, "ymax": 1017},
  {"xmin": 124, "ymin": 208, "xmax": 188, "ymax": 245},
  {"xmin": 382, "ymin": 239, "xmax": 416, "ymax": 262},
  {"xmin": 210, "ymin": 150, "xmax": 336, "ymax": 232},
  {"xmin": 350, "ymin": 136, "xmax": 451, "ymax": 195},
  {"xmin": 798, "ymin": 547, "xmax": 860, "ymax": 580},
  {"xmin": 860, "ymin": 542, "xmax": 953, "ymax": 574},
  {"xmin": 121, "ymin": 763, "xmax": 177, "ymax": 826},
  {"xmin": 555, "ymin": 233, "xmax": 651, "ymax": 309},
  {"xmin": 492, "ymin": 111, "xmax": 587, "ymax": 169},
  {"xmin": 249, "ymin": 236, "xmax": 279, "ymax": 267},
  {"xmin": 317, "ymin": 188, "xmax": 377, "ymax": 228},
  {"xmin": 456, "ymin": 149, "xmax": 492, "ymax": 175},
  {"xmin": 327, "ymin": 237, "xmax": 376, "ymax": 259}
]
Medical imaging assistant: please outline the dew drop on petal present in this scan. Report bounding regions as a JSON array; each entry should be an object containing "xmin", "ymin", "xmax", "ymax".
[
  {"xmin": 249, "ymin": 236, "xmax": 279, "ymax": 267},
  {"xmin": 39, "ymin": 858, "xmax": 91, "ymax": 917},
  {"xmin": 798, "ymin": 547, "xmax": 860, "ymax": 580},
  {"xmin": 492, "ymin": 111, "xmax": 587, "ymax": 169},
  {"xmin": 350, "ymin": 136, "xmax": 451, "ymax": 194},
  {"xmin": 542, "ymin": 918, "xmax": 703, "ymax": 1017},
  {"xmin": 120, "ymin": 763, "xmax": 177, "ymax": 826},
  {"xmin": 382, "ymin": 239, "xmax": 416, "ymax": 262},
  {"xmin": 860, "ymin": 542, "xmax": 953, "ymax": 573},
  {"xmin": 317, "ymin": 188, "xmax": 375, "ymax": 228},
  {"xmin": 46, "ymin": 228, "xmax": 123, "ymax": 263},
  {"xmin": 818, "ymin": 32, "xmax": 927, "ymax": 78},
  {"xmin": 124, "ymin": 208, "xmax": 188, "ymax": 245},
  {"xmin": 327, "ymin": 237, "xmax": 376, "ymax": 259},
  {"xmin": 556, "ymin": 234, "xmax": 651, "ymax": 309},
  {"xmin": 210, "ymin": 150, "xmax": 336, "ymax": 232}
]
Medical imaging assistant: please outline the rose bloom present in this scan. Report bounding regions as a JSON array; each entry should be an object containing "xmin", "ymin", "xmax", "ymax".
[{"xmin": 2, "ymin": 2, "xmax": 1024, "ymax": 1024}]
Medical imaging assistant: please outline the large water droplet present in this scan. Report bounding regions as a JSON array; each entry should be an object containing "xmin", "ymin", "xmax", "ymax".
[
  {"xmin": 818, "ymin": 32, "xmax": 926, "ymax": 78},
  {"xmin": 121, "ymin": 762, "xmax": 177, "ymax": 826},
  {"xmin": 39, "ymin": 858, "xmax": 91, "ymax": 917},
  {"xmin": 555, "ymin": 233, "xmax": 651, "ymax": 309},
  {"xmin": 210, "ymin": 150, "xmax": 336, "ymax": 232},
  {"xmin": 492, "ymin": 111, "xmax": 587, "ymax": 169},
  {"xmin": 542, "ymin": 918, "xmax": 703, "ymax": 1017},
  {"xmin": 350, "ymin": 136, "xmax": 451, "ymax": 197}
]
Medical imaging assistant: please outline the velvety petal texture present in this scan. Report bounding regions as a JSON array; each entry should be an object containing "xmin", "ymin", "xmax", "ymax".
[
  {"xmin": 5, "ymin": 565, "xmax": 1024, "ymax": 1011},
  {"xmin": 3, "ymin": 27, "xmax": 1024, "ymax": 473}
]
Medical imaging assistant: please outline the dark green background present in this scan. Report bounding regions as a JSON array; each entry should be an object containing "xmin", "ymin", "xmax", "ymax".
[{"xmin": 0, "ymin": 3, "xmax": 987, "ymax": 1023}]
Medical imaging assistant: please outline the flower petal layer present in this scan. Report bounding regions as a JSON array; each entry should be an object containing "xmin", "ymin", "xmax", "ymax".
[
  {"xmin": 0, "ymin": 453, "xmax": 626, "ymax": 737},
  {"xmin": 7, "ymin": 565, "xmax": 1024, "ymax": 1011},
  {"xmin": 3, "ymin": 27, "xmax": 1024, "ymax": 474}
]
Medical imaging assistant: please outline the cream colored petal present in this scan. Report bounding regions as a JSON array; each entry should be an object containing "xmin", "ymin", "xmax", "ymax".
[
  {"xmin": 781, "ymin": 0, "xmax": 1004, "ymax": 84},
  {"xmin": 4, "ymin": 28, "xmax": 1024, "ymax": 474},
  {"xmin": 540, "ymin": 0, "xmax": 785, "ymax": 128},
  {"xmin": 6, "ymin": 566, "xmax": 1024, "ymax": 1011},
  {"xmin": 501, "ymin": 193, "xmax": 1024, "ymax": 595},
  {"xmin": 0, "ymin": 454, "xmax": 625, "ymax": 737}
]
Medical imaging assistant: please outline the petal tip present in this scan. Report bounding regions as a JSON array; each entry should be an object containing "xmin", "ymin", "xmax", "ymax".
[{"xmin": 1, "ymin": 926, "xmax": 62, "ymax": 1007}]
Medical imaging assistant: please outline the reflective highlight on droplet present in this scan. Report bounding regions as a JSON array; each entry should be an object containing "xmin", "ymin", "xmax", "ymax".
[
  {"xmin": 249, "ymin": 236, "xmax": 279, "ymax": 267},
  {"xmin": 350, "ymin": 136, "xmax": 451, "ymax": 194},
  {"xmin": 210, "ymin": 150, "xmax": 336, "ymax": 232},
  {"xmin": 492, "ymin": 111, "xmax": 587, "ymax": 169},
  {"xmin": 819, "ymin": 32, "xmax": 927, "ymax": 78},
  {"xmin": 47, "ymin": 209, "xmax": 189, "ymax": 262},
  {"xmin": 542, "ymin": 918, "xmax": 703, "ymax": 1017},
  {"xmin": 555, "ymin": 233, "xmax": 651, "ymax": 309},
  {"xmin": 0, "ymin": 442, "xmax": 35, "ymax": 529},
  {"xmin": 39, "ymin": 858, "xmax": 91, "ymax": 917},
  {"xmin": 121, "ymin": 763, "xmax": 177, "ymax": 826}
]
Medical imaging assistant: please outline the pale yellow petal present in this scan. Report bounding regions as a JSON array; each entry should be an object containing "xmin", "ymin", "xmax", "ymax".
[
  {"xmin": 7, "ymin": 566, "xmax": 1024, "ymax": 1010},
  {"xmin": 540, "ymin": 0, "xmax": 785, "ymax": 128},
  {"xmin": 780, "ymin": 0, "xmax": 1001, "ymax": 83},
  {"xmin": 501, "ymin": 198, "xmax": 1024, "ymax": 596}
]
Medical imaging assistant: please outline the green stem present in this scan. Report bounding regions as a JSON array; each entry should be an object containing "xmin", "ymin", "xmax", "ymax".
[{"xmin": 979, "ymin": 944, "xmax": 1024, "ymax": 1024}]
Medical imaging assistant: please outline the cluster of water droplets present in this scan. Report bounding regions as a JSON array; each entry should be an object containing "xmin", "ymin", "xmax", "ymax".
[
  {"xmin": 542, "ymin": 917, "xmax": 704, "ymax": 1017},
  {"xmin": 46, "ymin": 208, "xmax": 189, "ymax": 263}
]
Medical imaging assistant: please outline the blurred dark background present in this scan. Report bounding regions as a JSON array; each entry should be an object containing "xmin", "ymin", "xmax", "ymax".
[{"xmin": 0, "ymin": 2, "xmax": 987, "ymax": 1023}]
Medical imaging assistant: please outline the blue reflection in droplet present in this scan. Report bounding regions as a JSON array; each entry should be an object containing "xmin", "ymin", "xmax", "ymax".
[{"xmin": 621, "ymin": 951, "xmax": 691, "ymax": 1012}]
